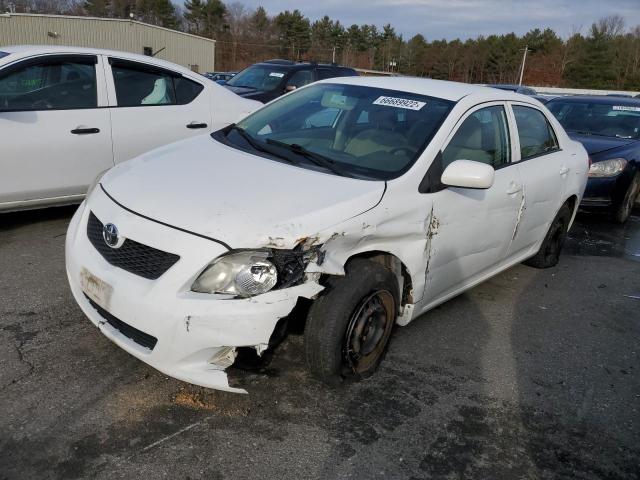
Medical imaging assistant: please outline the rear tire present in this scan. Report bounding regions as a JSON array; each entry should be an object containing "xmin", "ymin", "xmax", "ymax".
[
  {"xmin": 304, "ymin": 258, "xmax": 398, "ymax": 386},
  {"xmin": 613, "ymin": 173, "xmax": 640, "ymax": 224},
  {"xmin": 524, "ymin": 203, "xmax": 572, "ymax": 269}
]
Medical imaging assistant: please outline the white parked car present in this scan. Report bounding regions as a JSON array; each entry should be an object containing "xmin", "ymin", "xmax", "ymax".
[
  {"xmin": 0, "ymin": 45, "xmax": 260, "ymax": 212},
  {"xmin": 66, "ymin": 77, "xmax": 588, "ymax": 393}
]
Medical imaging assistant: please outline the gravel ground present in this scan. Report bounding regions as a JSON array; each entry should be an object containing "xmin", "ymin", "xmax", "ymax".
[{"xmin": 0, "ymin": 206, "xmax": 639, "ymax": 480}]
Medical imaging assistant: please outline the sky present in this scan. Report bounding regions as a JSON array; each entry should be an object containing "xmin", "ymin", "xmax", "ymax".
[{"xmin": 230, "ymin": 0, "xmax": 640, "ymax": 40}]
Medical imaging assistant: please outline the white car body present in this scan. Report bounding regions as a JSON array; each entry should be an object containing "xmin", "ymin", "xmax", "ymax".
[
  {"xmin": 65, "ymin": 77, "xmax": 588, "ymax": 393},
  {"xmin": 0, "ymin": 45, "xmax": 260, "ymax": 212}
]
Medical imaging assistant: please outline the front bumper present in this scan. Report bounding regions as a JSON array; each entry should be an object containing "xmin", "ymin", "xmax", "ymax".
[
  {"xmin": 65, "ymin": 188, "xmax": 323, "ymax": 393},
  {"xmin": 582, "ymin": 177, "xmax": 617, "ymax": 207},
  {"xmin": 582, "ymin": 166, "xmax": 635, "ymax": 209}
]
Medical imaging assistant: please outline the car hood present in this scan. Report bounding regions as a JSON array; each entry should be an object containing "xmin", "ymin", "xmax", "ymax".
[
  {"xmin": 100, "ymin": 135, "xmax": 385, "ymax": 249},
  {"xmin": 567, "ymin": 132, "xmax": 637, "ymax": 156}
]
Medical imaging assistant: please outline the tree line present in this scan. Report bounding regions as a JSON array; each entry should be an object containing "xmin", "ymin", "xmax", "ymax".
[{"xmin": 2, "ymin": 0, "xmax": 639, "ymax": 89}]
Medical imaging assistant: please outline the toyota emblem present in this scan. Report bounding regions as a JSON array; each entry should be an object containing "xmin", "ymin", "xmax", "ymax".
[{"xmin": 103, "ymin": 223, "xmax": 120, "ymax": 248}]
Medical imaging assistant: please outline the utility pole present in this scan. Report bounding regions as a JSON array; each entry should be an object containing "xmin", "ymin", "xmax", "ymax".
[
  {"xmin": 518, "ymin": 45, "xmax": 529, "ymax": 86},
  {"xmin": 332, "ymin": 46, "xmax": 336, "ymax": 64}
]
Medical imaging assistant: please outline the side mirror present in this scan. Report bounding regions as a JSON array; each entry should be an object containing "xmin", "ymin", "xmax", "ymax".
[
  {"xmin": 284, "ymin": 85, "xmax": 297, "ymax": 93},
  {"xmin": 441, "ymin": 159, "xmax": 495, "ymax": 189}
]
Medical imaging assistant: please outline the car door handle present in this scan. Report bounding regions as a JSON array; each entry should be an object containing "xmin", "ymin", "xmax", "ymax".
[
  {"xmin": 186, "ymin": 122, "xmax": 208, "ymax": 129},
  {"xmin": 559, "ymin": 166, "xmax": 570, "ymax": 175},
  {"xmin": 506, "ymin": 183, "xmax": 522, "ymax": 195},
  {"xmin": 71, "ymin": 127, "xmax": 100, "ymax": 135}
]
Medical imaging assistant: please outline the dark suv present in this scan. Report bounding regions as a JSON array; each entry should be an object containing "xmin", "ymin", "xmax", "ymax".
[{"xmin": 224, "ymin": 59, "xmax": 358, "ymax": 103}]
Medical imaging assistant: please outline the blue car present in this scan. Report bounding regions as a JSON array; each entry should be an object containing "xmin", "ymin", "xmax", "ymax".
[{"xmin": 546, "ymin": 96, "xmax": 640, "ymax": 223}]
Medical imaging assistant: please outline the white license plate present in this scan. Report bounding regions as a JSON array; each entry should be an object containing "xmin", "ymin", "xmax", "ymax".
[{"xmin": 80, "ymin": 267, "xmax": 113, "ymax": 310}]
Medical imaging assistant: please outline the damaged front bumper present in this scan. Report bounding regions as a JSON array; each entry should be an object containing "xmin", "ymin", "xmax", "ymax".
[{"xmin": 65, "ymin": 192, "xmax": 323, "ymax": 394}]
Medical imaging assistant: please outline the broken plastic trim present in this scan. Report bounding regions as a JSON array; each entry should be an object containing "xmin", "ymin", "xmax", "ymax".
[{"xmin": 270, "ymin": 246, "xmax": 320, "ymax": 289}]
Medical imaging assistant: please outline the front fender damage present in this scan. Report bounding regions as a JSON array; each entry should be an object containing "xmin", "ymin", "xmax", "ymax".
[{"xmin": 185, "ymin": 279, "xmax": 324, "ymax": 393}]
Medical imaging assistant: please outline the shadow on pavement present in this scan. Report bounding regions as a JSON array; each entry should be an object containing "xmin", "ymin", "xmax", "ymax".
[{"xmin": 0, "ymin": 205, "xmax": 78, "ymax": 232}]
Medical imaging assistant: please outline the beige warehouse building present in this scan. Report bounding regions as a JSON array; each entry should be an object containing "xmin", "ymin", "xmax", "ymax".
[{"xmin": 0, "ymin": 13, "xmax": 216, "ymax": 72}]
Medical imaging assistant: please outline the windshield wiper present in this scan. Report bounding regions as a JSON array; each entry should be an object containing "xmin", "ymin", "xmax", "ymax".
[
  {"xmin": 265, "ymin": 139, "xmax": 353, "ymax": 177},
  {"xmin": 229, "ymin": 125, "xmax": 296, "ymax": 163},
  {"xmin": 567, "ymin": 129, "xmax": 616, "ymax": 138}
]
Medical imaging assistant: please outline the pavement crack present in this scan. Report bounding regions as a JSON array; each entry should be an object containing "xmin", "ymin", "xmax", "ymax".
[
  {"xmin": 1, "ymin": 340, "xmax": 35, "ymax": 391},
  {"xmin": 0, "ymin": 324, "xmax": 36, "ymax": 390}
]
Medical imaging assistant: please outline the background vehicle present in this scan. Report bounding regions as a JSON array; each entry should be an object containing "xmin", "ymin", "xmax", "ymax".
[
  {"xmin": 204, "ymin": 71, "xmax": 236, "ymax": 84},
  {"xmin": 486, "ymin": 83, "xmax": 551, "ymax": 103},
  {"xmin": 66, "ymin": 78, "xmax": 587, "ymax": 392},
  {"xmin": 224, "ymin": 59, "xmax": 358, "ymax": 103},
  {"xmin": 546, "ymin": 95, "xmax": 640, "ymax": 222},
  {"xmin": 0, "ymin": 46, "xmax": 260, "ymax": 213},
  {"xmin": 486, "ymin": 84, "xmax": 538, "ymax": 96}
]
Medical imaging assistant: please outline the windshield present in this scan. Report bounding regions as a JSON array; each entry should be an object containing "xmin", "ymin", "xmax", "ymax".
[
  {"xmin": 219, "ymin": 82, "xmax": 454, "ymax": 180},
  {"xmin": 226, "ymin": 65, "xmax": 287, "ymax": 91},
  {"xmin": 0, "ymin": 52, "xmax": 10, "ymax": 60},
  {"xmin": 547, "ymin": 100, "xmax": 640, "ymax": 139}
]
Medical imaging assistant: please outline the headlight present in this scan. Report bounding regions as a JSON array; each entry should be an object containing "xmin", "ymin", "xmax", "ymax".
[
  {"xmin": 87, "ymin": 169, "xmax": 109, "ymax": 197},
  {"xmin": 192, "ymin": 251, "xmax": 278, "ymax": 297},
  {"xmin": 588, "ymin": 158, "xmax": 627, "ymax": 177}
]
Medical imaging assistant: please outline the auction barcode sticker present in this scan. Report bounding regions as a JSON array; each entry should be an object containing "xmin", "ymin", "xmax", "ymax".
[
  {"xmin": 613, "ymin": 105, "xmax": 640, "ymax": 112},
  {"xmin": 373, "ymin": 96, "xmax": 427, "ymax": 110}
]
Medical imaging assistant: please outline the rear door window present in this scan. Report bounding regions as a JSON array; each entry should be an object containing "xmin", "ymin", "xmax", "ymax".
[
  {"xmin": 111, "ymin": 62, "xmax": 176, "ymax": 106},
  {"xmin": 287, "ymin": 69, "xmax": 314, "ymax": 88},
  {"xmin": 110, "ymin": 60, "xmax": 204, "ymax": 107},
  {"xmin": 174, "ymin": 76, "xmax": 204, "ymax": 104},
  {"xmin": 512, "ymin": 105, "xmax": 559, "ymax": 159}
]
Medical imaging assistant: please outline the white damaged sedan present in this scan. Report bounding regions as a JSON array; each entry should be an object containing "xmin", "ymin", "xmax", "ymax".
[{"xmin": 66, "ymin": 77, "xmax": 588, "ymax": 393}]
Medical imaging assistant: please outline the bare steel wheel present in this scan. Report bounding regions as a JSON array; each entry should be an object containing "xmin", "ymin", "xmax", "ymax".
[
  {"xmin": 343, "ymin": 290, "xmax": 395, "ymax": 376},
  {"xmin": 304, "ymin": 258, "xmax": 399, "ymax": 385}
]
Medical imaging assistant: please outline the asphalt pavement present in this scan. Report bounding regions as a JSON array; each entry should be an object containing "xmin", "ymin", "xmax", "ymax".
[{"xmin": 1, "ymin": 206, "xmax": 639, "ymax": 479}]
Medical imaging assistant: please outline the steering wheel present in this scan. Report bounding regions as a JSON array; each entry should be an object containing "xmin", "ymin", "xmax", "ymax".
[{"xmin": 389, "ymin": 146, "xmax": 418, "ymax": 156}]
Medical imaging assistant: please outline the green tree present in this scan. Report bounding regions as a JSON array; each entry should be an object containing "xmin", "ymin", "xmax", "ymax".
[
  {"xmin": 184, "ymin": 0, "xmax": 226, "ymax": 38},
  {"xmin": 275, "ymin": 9, "xmax": 311, "ymax": 59},
  {"xmin": 84, "ymin": 0, "xmax": 110, "ymax": 16},
  {"xmin": 565, "ymin": 20, "xmax": 618, "ymax": 88},
  {"xmin": 135, "ymin": 0, "xmax": 178, "ymax": 28}
]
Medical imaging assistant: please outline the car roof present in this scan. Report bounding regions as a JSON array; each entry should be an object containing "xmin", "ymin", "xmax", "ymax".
[
  {"xmin": 487, "ymin": 84, "xmax": 520, "ymax": 89},
  {"xmin": 0, "ymin": 45, "xmax": 198, "ymax": 77},
  {"xmin": 253, "ymin": 60, "xmax": 354, "ymax": 70},
  {"xmin": 546, "ymin": 95, "xmax": 640, "ymax": 106},
  {"xmin": 317, "ymin": 76, "xmax": 534, "ymax": 103}
]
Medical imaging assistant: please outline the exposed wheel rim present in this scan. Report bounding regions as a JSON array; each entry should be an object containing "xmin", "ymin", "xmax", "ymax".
[{"xmin": 343, "ymin": 290, "xmax": 395, "ymax": 375}]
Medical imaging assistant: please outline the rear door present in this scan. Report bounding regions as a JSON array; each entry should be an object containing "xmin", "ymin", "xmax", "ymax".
[
  {"xmin": 0, "ymin": 54, "xmax": 113, "ymax": 205},
  {"xmin": 506, "ymin": 103, "xmax": 566, "ymax": 257},
  {"xmin": 105, "ymin": 57, "xmax": 210, "ymax": 163}
]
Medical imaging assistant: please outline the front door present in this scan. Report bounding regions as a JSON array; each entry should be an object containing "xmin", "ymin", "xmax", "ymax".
[
  {"xmin": 0, "ymin": 54, "xmax": 113, "ymax": 205},
  {"xmin": 422, "ymin": 104, "xmax": 523, "ymax": 305}
]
